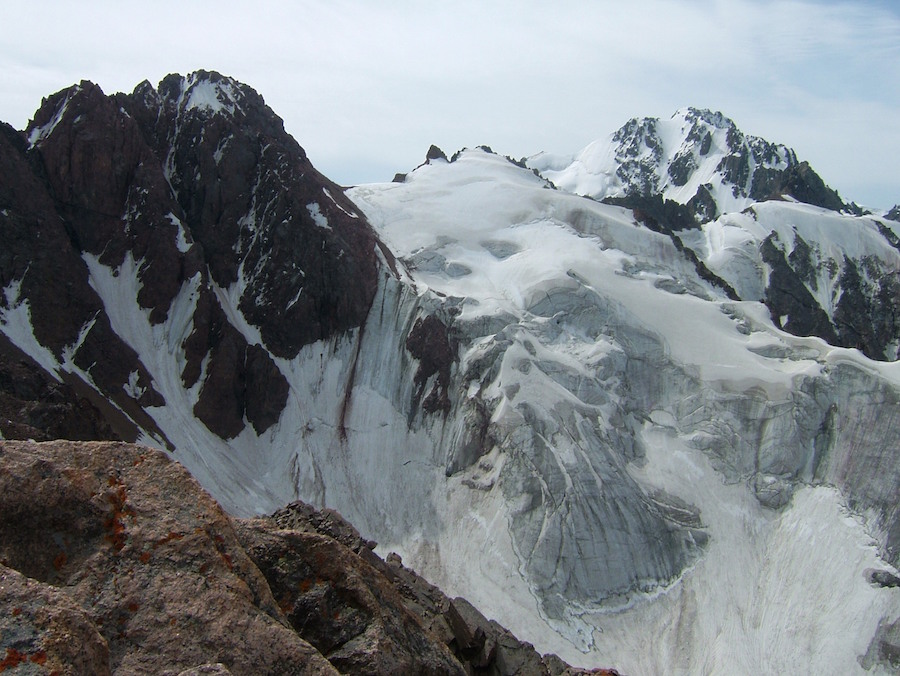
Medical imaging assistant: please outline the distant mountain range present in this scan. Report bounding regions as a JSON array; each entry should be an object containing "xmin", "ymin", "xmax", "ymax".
[
  {"xmin": 529, "ymin": 107, "xmax": 860, "ymax": 219},
  {"xmin": 1, "ymin": 72, "xmax": 898, "ymax": 674}
]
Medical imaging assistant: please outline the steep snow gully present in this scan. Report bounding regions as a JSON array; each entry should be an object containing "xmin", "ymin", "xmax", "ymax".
[{"xmin": 1, "ymin": 75, "xmax": 898, "ymax": 674}]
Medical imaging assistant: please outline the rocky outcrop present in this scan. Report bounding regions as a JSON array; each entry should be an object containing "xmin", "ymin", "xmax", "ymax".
[
  {"xmin": 0, "ymin": 440, "xmax": 338, "ymax": 674},
  {"xmin": 772, "ymin": 161, "xmax": 844, "ymax": 211},
  {"xmin": 255, "ymin": 501, "xmax": 614, "ymax": 676},
  {"xmin": 759, "ymin": 232, "xmax": 838, "ymax": 342},
  {"xmin": 235, "ymin": 520, "xmax": 466, "ymax": 675},
  {"xmin": 0, "ymin": 566, "xmax": 111, "ymax": 675},
  {"xmin": 1, "ymin": 71, "xmax": 388, "ymax": 443},
  {"xmin": 751, "ymin": 221, "xmax": 900, "ymax": 361},
  {"xmin": 0, "ymin": 440, "xmax": 603, "ymax": 675},
  {"xmin": 121, "ymin": 71, "xmax": 382, "ymax": 359},
  {"xmin": 406, "ymin": 313, "xmax": 457, "ymax": 415}
]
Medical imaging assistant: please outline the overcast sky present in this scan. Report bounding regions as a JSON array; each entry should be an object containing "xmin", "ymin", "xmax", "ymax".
[{"xmin": 2, "ymin": 1, "xmax": 898, "ymax": 209}]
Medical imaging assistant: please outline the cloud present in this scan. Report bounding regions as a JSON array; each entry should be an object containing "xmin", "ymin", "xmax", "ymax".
[{"xmin": 0, "ymin": 0, "xmax": 897, "ymax": 207}]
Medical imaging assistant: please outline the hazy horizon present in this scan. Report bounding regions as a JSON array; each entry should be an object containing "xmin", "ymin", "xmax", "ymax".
[{"xmin": 2, "ymin": 0, "xmax": 898, "ymax": 209}]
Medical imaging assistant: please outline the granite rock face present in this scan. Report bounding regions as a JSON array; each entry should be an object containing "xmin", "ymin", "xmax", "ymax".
[
  {"xmin": 0, "ymin": 440, "xmax": 338, "ymax": 675},
  {"xmin": 0, "ymin": 566, "xmax": 111, "ymax": 675}
]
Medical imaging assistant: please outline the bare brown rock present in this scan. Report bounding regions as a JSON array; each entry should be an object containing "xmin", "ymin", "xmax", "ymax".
[
  {"xmin": 0, "ymin": 440, "xmax": 336, "ymax": 675},
  {"xmin": 0, "ymin": 333, "xmax": 121, "ymax": 442},
  {"xmin": 121, "ymin": 71, "xmax": 383, "ymax": 360},
  {"xmin": 406, "ymin": 314, "xmax": 456, "ymax": 415},
  {"xmin": 177, "ymin": 665, "xmax": 233, "ymax": 676},
  {"xmin": 3, "ymin": 71, "xmax": 385, "ymax": 445},
  {"xmin": 236, "ymin": 518, "xmax": 465, "ymax": 675}
]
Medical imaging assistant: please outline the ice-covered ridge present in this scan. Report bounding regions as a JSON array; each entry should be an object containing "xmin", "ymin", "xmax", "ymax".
[
  {"xmin": 679, "ymin": 200, "xmax": 900, "ymax": 356},
  {"xmin": 528, "ymin": 107, "xmax": 798, "ymax": 217}
]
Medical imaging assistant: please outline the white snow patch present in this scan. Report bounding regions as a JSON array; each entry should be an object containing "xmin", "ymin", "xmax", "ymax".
[
  {"xmin": 167, "ymin": 212, "xmax": 192, "ymax": 253},
  {"xmin": 286, "ymin": 286, "xmax": 303, "ymax": 311},
  {"xmin": 123, "ymin": 370, "xmax": 146, "ymax": 399},
  {"xmin": 323, "ymin": 188, "xmax": 358, "ymax": 218},
  {"xmin": 213, "ymin": 139, "xmax": 229, "ymax": 164},
  {"xmin": 0, "ymin": 279, "xmax": 61, "ymax": 379},
  {"xmin": 60, "ymin": 315, "xmax": 97, "ymax": 369},
  {"xmin": 306, "ymin": 202, "xmax": 331, "ymax": 230},
  {"xmin": 183, "ymin": 79, "xmax": 235, "ymax": 115}
]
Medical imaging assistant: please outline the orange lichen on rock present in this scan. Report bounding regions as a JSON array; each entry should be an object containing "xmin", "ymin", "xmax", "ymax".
[
  {"xmin": 103, "ymin": 475, "xmax": 135, "ymax": 551},
  {"xmin": 0, "ymin": 647, "xmax": 27, "ymax": 671}
]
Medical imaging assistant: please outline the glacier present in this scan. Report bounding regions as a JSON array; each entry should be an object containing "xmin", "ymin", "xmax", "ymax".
[{"xmin": 345, "ymin": 149, "xmax": 900, "ymax": 673}]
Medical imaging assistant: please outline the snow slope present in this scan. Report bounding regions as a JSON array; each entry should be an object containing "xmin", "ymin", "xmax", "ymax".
[{"xmin": 528, "ymin": 107, "xmax": 797, "ymax": 215}]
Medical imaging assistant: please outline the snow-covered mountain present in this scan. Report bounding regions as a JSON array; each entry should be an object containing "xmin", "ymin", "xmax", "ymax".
[
  {"xmin": 529, "ymin": 107, "xmax": 849, "ymax": 219},
  {"xmin": 529, "ymin": 108, "xmax": 900, "ymax": 362},
  {"xmin": 1, "ymin": 75, "xmax": 899, "ymax": 674}
]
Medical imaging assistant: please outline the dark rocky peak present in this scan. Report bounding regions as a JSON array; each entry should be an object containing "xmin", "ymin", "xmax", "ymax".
[
  {"xmin": 610, "ymin": 117, "xmax": 664, "ymax": 198},
  {"xmin": 25, "ymin": 80, "xmax": 151, "ymax": 225},
  {"xmin": 748, "ymin": 134, "xmax": 797, "ymax": 167},
  {"xmin": 25, "ymin": 81, "xmax": 97, "ymax": 149},
  {"xmin": 2, "ymin": 86, "xmax": 177, "ymax": 445},
  {"xmin": 885, "ymin": 204, "xmax": 900, "ymax": 222},
  {"xmin": 3, "ymin": 72, "xmax": 389, "ymax": 443},
  {"xmin": 603, "ymin": 108, "xmax": 853, "ymax": 220},
  {"xmin": 119, "ymin": 71, "xmax": 383, "ymax": 359},
  {"xmin": 774, "ymin": 160, "xmax": 845, "ymax": 212},
  {"xmin": 426, "ymin": 143, "xmax": 448, "ymax": 162},
  {"xmin": 23, "ymin": 79, "xmax": 197, "ymax": 323},
  {"xmin": 681, "ymin": 107, "xmax": 732, "ymax": 130},
  {"xmin": 612, "ymin": 115, "xmax": 664, "ymax": 164}
]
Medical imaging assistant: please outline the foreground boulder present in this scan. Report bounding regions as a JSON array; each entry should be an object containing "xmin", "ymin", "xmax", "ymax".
[
  {"xmin": 0, "ymin": 440, "xmax": 336, "ymax": 675},
  {"xmin": 0, "ymin": 440, "xmax": 612, "ymax": 675}
]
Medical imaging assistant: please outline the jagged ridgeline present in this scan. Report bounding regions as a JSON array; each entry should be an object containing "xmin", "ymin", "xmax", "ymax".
[
  {"xmin": 1, "ymin": 72, "xmax": 899, "ymax": 674},
  {"xmin": 528, "ymin": 107, "xmax": 900, "ymax": 361}
]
